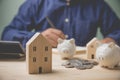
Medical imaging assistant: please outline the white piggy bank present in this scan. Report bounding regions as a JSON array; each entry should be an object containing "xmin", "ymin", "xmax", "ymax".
[
  {"xmin": 57, "ymin": 38, "xmax": 76, "ymax": 59},
  {"xmin": 96, "ymin": 42, "xmax": 120, "ymax": 68}
]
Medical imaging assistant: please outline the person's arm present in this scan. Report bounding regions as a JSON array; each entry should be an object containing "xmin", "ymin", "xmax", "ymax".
[
  {"xmin": 1, "ymin": 0, "xmax": 65, "ymax": 48},
  {"xmin": 99, "ymin": 1, "xmax": 120, "ymax": 46},
  {"xmin": 1, "ymin": 0, "xmax": 41, "ymax": 48},
  {"xmin": 101, "ymin": 37, "xmax": 116, "ymax": 43}
]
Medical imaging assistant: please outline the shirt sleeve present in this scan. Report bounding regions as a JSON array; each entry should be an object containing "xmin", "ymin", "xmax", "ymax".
[
  {"xmin": 1, "ymin": 0, "xmax": 41, "ymax": 48},
  {"xmin": 99, "ymin": 1, "xmax": 120, "ymax": 46}
]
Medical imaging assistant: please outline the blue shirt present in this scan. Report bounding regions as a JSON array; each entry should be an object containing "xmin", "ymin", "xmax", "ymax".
[{"xmin": 1, "ymin": 0, "xmax": 120, "ymax": 48}]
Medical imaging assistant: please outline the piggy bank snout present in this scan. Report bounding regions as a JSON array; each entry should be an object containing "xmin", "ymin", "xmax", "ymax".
[{"xmin": 62, "ymin": 48, "xmax": 69, "ymax": 54}]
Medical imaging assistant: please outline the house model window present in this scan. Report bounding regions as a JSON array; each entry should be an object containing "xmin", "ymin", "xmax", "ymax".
[
  {"xmin": 33, "ymin": 46, "xmax": 36, "ymax": 52},
  {"xmin": 44, "ymin": 57, "xmax": 48, "ymax": 62},
  {"xmin": 33, "ymin": 57, "xmax": 36, "ymax": 62},
  {"xmin": 45, "ymin": 46, "xmax": 48, "ymax": 51}
]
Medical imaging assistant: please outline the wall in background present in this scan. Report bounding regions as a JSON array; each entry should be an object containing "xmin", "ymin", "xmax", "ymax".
[
  {"xmin": 0, "ymin": 0, "xmax": 120, "ymax": 39},
  {"xmin": 96, "ymin": 0, "xmax": 120, "ymax": 39},
  {"xmin": 0, "ymin": 0, "xmax": 25, "ymax": 38},
  {"xmin": 105, "ymin": 0, "xmax": 120, "ymax": 18}
]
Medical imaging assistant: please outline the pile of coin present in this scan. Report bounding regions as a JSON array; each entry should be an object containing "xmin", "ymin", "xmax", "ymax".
[{"xmin": 62, "ymin": 58, "xmax": 98, "ymax": 70}]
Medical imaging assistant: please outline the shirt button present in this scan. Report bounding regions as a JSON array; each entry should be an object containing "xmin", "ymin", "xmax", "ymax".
[
  {"xmin": 66, "ymin": 2, "xmax": 70, "ymax": 6},
  {"xmin": 66, "ymin": 0, "xmax": 70, "ymax": 1},
  {"xmin": 66, "ymin": 0, "xmax": 70, "ymax": 6},
  {"xmin": 65, "ymin": 18, "xmax": 69, "ymax": 23}
]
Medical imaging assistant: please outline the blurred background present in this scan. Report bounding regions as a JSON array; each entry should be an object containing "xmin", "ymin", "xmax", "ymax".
[{"xmin": 0, "ymin": 0, "xmax": 120, "ymax": 39}]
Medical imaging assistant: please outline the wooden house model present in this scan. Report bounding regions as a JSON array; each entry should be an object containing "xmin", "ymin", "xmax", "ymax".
[
  {"xmin": 26, "ymin": 33, "xmax": 52, "ymax": 74},
  {"xmin": 86, "ymin": 37, "xmax": 99, "ymax": 59}
]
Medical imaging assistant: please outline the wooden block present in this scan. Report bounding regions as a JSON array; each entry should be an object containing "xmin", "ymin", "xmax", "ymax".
[
  {"xmin": 52, "ymin": 46, "xmax": 86, "ymax": 54},
  {"xmin": 76, "ymin": 47, "xmax": 86, "ymax": 54},
  {"xmin": 26, "ymin": 33, "xmax": 52, "ymax": 74}
]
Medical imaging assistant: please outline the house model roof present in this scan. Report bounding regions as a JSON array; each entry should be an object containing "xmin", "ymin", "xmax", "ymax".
[
  {"xmin": 26, "ymin": 32, "xmax": 51, "ymax": 46},
  {"xmin": 86, "ymin": 37, "xmax": 98, "ymax": 47}
]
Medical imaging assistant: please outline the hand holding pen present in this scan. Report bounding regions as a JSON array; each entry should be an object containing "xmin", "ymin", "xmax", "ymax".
[
  {"xmin": 41, "ymin": 17, "xmax": 67, "ymax": 47},
  {"xmin": 46, "ymin": 16, "xmax": 68, "ymax": 38}
]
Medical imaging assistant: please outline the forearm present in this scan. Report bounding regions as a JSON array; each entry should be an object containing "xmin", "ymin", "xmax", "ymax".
[
  {"xmin": 1, "ymin": 29, "xmax": 35, "ymax": 48},
  {"xmin": 101, "ymin": 37, "xmax": 116, "ymax": 43}
]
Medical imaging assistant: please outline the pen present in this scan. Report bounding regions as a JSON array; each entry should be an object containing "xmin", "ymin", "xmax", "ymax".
[
  {"xmin": 46, "ymin": 16, "xmax": 56, "ymax": 28},
  {"xmin": 46, "ymin": 16, "xmax": 68, "ymax": 39}
]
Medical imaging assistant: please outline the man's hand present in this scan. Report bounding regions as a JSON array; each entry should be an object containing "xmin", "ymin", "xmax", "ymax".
[
  {"xmin": 101, "ymin": 37, "xmax": 116, "ymax": 43},
  {"xmin": 41, "ymin": 28, "xmax": 65, "ymax": 47}
]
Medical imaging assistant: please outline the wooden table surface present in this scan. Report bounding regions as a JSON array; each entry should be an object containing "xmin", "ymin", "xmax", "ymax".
[{"xmin": 0, "ymin": 53, "xmax": 120, "ymax": 80}]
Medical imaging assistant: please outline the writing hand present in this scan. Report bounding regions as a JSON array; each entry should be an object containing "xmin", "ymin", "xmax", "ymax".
[{"xmin": 41, "ymin": 28, "xmax": 65, "ymax": 47}]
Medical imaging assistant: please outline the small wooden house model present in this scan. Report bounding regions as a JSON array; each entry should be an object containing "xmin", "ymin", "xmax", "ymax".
[
  {"xmin": 86, "ymin": 37, "xmax": 99, "ymax": 59},
  {"xmin": 26, "ymin": 33, "xmax": 52, "ymax": 74}
]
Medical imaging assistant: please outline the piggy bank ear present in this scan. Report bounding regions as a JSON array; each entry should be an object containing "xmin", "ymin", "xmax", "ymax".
[
  {"xmin": 70, "ymin": 38, "xmax": 75, "ymax": 44},
  {"xmin": 95, "ymin": 41, "xmax": 102, "ymax": 48},
  {"xmin": 108, "ymin": 42, "xmax": 115, "ymax": 48},
  {"xmin": 57, "ymin": 38, "xmax": 64, "ymax": 44}
]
